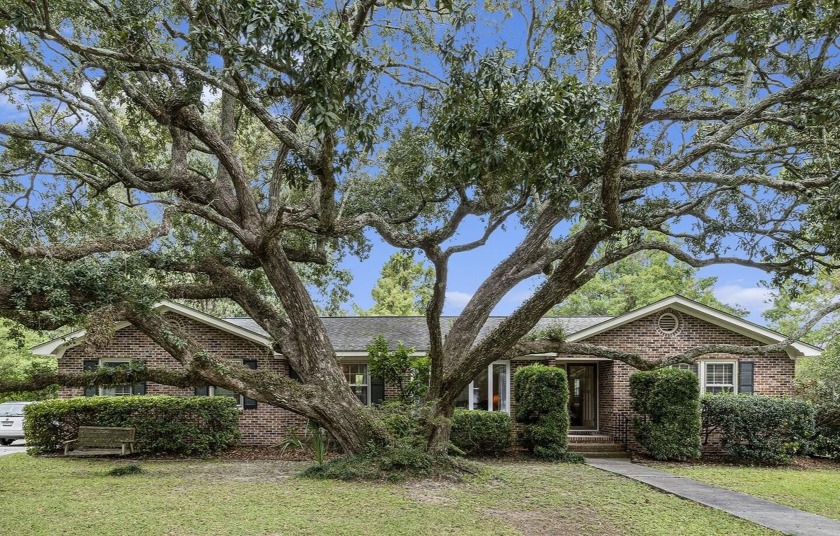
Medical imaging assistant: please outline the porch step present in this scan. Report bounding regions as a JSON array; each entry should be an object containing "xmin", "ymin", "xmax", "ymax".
[
  {"xmin": 567, "ymin": 442, "xmax": 625, "ymax": 453},
  {"xmin": 568, "ymin": 434, "xmax": 614, "ymax": 443},
  {"xmin": 577, "ymin": 451, "xmax": 629, "ymax": 459}
]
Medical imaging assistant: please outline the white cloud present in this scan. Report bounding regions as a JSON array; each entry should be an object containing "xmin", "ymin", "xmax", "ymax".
[
  {"xmin": 713, "ymin": 285, "xmax": 774, "ymax": 317},
  {"xmin": 445, "ymin": 291, "xmax": 473, "ymax": 313}
]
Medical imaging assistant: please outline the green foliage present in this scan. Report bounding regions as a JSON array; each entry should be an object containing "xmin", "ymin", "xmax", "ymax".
[
  {"xmin": 0, "ymin": 320, "xmax": 56, "ymax": 403},
  {"xmin": 358, "ymin": 252, "xmax": 434, "ymax": 316},
  {"xmin": 367, "ymin": 335, "xmax": 430, "ymax": 403},
  {"xmin": 630, "ymin": 369, "xmax": 701, "ymax": 461},
  {"xmin": 24, "ymin": 396, "xmax": 240, "ymax": 456},
  {"xmin": 450, "ymin": 409, "xmax": 513, "ymax": 457},
  {"xmin": 300, "ymin": 450, "xmax": 479, "ymax": 483},
  {"xmin": 551, "ymin": 238, "xmax": 745, "ymax": 316},
  {"xmin": 701, "ymin": 395, "xmax": 815, "ymax": 464},
  {"xmin": 514, "ymin": 364, "xmax": 569, "ymax": 460},
  {"xmin": 107, "ymin": 464, "xmax": 143, "ymax": 476}
]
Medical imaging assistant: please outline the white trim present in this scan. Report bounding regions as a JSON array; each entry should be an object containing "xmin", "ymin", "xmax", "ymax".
[
  {"xmin": 699, "ymin": 360, "xmax": 738, "ymax": 395},
  {"xmin": 31, "ymin": 300, "xmax": 273, "ymax": 357},
  {"xmin": 565, "ymin": 295, "xmax": 822, "ymax": 358}
]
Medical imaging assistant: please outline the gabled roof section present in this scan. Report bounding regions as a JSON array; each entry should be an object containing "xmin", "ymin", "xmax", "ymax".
[
  {"xmin": 225, "ymin": 315, "xmax": 611, "ymax": 353},
  {"xmin": 565, "ymin": 294, "xmax": 822, "ymax": 358},
  {"xmin": 31, "ymin": 300, "xmax": 272, "ymax": 357}
]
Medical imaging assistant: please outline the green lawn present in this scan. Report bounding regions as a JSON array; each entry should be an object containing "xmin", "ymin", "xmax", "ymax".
[
  {"xmin": 651, "ymin": 462, "xmax": 840, "ymax": 521},
  {"xmin": 0, "ymin": 454, "xmax": 777, "ymax": 536}
]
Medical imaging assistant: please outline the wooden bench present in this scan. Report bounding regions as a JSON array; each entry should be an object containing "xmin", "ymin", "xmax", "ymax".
[{"xmin": 63, "ymin": 426, "xmax": 136, "ymax": 456}]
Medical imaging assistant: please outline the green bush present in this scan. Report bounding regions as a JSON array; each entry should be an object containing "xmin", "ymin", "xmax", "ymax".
[
  {"xmin": 701, "ymin": 395, "xmax": 815, "ymax": 464},
  {"xmin": 630, "ymin": 368, "xmax": 701, "ymax": 461},
  {"xmin": 24, "ymin": 396, "xmax": 240, "ymax": 456},
  {"xmin": 514, "ymin": 364, "xmax": 569, "ymax": 460},
  {"xmin": 450, "ymin": 409, "xmax": 513, "ymax": 457},
  {"xmin": 810, "ymin": 403, "xmax": 840, "ymax": 460}
]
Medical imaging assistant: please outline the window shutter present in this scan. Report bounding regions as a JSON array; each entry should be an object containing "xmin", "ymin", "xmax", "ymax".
[
  {"xmin": 194, "ymin": 386, "xmax": 209, "ymax": 396},
  {"xmin": 371, "ymin": 376, "xmax": 385, "ymax": 405},
  {"xmin": 82, "ymin": 360, "xmax": 98, "ymax": 397},
  {"xmin": 738, "ymin": 361, "xmax": 754, "ymax": 395},
  {"xmin": 131, "ymin": 359, "xmax": 146, "ymax": 395},
  {"xmin": 288, "ymin": 364, "xmax": 301, "ymax": 382},
  {"xmin": 243, "ymin": 359, "xmax": 258, "ymax": 409},
  {"xmin": 691, "ymin": 362, "xmax": 699, "ymax": 377}
]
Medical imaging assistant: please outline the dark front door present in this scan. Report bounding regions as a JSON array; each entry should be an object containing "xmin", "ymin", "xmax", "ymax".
[{"xmin": 568, "ymin": 364, "xmax": 597, "ymax": 430}]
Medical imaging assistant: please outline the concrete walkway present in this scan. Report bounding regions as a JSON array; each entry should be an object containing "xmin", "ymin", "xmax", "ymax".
[
  {"xmin": 587, "ymin": 457, "xmax": 840, "ymax": 536},
  {"xmin": 0, "ymin": 440, "xmax": 26, "ymax": 456}
]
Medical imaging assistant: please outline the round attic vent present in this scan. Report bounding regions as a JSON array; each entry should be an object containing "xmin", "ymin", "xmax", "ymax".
[{"xmin": 658, "ymin": 313, "xmax": 679, "ymax": 334}]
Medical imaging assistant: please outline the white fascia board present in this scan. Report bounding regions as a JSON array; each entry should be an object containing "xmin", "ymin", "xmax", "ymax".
[
  {"xmin": 31, "ymin": 300, "xmax": 273, "ymax": 358},
  {"xmin": 565, "ymin": 295, "xmax": 821, "ymax": 358}
]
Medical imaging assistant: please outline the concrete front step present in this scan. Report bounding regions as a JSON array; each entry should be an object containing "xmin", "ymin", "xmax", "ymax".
[
  {"xmin": 568, "ymin": 442, "xmax": 625, "ymax": 453},
  {"xmin": 568, "ymin": 434, "xmax": 615, "ymax": 443},
  {"xmin": 578, "ymin": 451, "xmax": 629, "ymax": 459}
]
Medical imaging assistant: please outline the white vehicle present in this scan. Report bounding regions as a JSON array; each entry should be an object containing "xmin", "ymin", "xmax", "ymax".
[{"xmin": 0, "ymin": 402, "xmax": 33, "ymax": 445}]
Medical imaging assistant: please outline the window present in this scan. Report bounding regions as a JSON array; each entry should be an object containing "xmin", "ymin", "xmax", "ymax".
[
  {"xmin": 100, "ymin": 360, "xmax": 136, "ymax": 396},
  {"xmin": 669, "ymin": 363, "xmax": 693, "ymax": 372},
  {"xmin": 702, "ymin": 361, "xmax": 736, "ymax": 394},
  {"xmin": 454, "ymin": 361, "xmax": 510, "ymax": 413},
  {"xmin": 197, "ymin": 359, "xmax": 258, "ymax": 409},
  {"xmin": 342, "ymin": 363, "xmax": 369, "ymax": 405}
]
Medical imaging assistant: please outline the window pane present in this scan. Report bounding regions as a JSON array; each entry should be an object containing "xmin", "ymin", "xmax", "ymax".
[
  {"xmin": 670, "ymin": 363, "xmax": 692, "ymax": 371},
  {"xmin": 214, "ymin": 386, "xmax": 239, "ymax": 399},
  {"xmin": 101, "ymin": 362, "xmax": 132, "ymax": 396},
  {"xmin": 492, "ymin": 363, "xmax": 507, "ymax": 412},
  {"xmin": 342, "ymin": 363, "xmax": 369, "ymax": 404},
  {"xmin": 705, "ymin": 363, "xmax": 734, "ymax": 394},
  {"xmin": 472, "ymin": 368, "xmax": 489, "ymax": 411}
]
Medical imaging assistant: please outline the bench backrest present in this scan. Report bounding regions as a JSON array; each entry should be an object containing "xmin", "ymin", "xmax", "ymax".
[{"xmin": 76, "ymin": 426, "xmax": 135, "ymax": 448}]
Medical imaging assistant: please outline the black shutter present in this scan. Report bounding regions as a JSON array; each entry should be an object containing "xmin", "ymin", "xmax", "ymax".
[
  {"xmin": 131, "ymin": 359, "xmax": 146, "ymax": 395},
  {"xmin": 371, "ymin": 376, "xmax": 385, "ymax": 405},
  {"xmin": 288, "ymin": 363, "xmax": 301, "ymax": 382},
  {"xmin": 243, "ymin": 359, "xmax": 258, "ymax": 409},
  {"xmin": 738, "ymin": 361, "xmax": 755, "ymax": 395},
  {"xmin": 83, "ymin": 360, "xmax": 98, "ymax": 397},
  {"xmin": 194, "ymin": 386, "xmax": 209, "ymax": 396}
]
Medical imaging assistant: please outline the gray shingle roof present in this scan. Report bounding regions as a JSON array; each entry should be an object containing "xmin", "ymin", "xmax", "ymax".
[{"xmin": 224, "ymin": 315, "xmax": 612, "ymax": 352}]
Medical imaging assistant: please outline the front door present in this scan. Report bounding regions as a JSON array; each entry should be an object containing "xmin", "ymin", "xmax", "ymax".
[{"xmin": 568, "ymin": 364, "xmax": 597, "ymax": 430}]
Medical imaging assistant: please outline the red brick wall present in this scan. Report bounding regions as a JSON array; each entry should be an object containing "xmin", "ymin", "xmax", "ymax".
[
  {"xmin": 59, "ymin": 314, "xmax": 307, "ymax": 445},
  {"xmin": 558, "ymin": 308, "xmax": 795, "ymax": 437}
]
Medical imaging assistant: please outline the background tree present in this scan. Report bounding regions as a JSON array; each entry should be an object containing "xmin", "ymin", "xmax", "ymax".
[
  {"xmin": 0, "ymin": 320, "xmax": 54, "ymax": 403},
  {"xmin": 1, "ymin": 0, "xmax": 840, "ymax": 456},
  {"xmin": 367, "ymin": 335, "xmax": 430, "ymax": 404},
  {"xmin": 550, "ymin": 240, "xmax": 745, "ymax": 317},
  {"xmin": 356, "ymin": 252, "xmax": 434, "ymax": 316}
]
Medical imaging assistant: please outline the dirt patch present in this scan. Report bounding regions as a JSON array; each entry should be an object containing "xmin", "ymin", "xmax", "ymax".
[
  {"xmin": 484, "ymin": 506, "xmax": 621, "ymax": 536},
  {"xmin": 403, "ymin": 479, "xmax": 458, "ymax": 504}
]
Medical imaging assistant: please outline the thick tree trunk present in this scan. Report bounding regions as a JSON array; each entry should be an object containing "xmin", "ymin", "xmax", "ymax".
[{"xmin": 424, "ymin": 400, "xmax": 455, "ymax": 456}]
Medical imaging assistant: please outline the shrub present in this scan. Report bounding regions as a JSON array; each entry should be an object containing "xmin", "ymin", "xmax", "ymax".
[
  {"xmin": 24, "ymin": 396, "xmax": 240, "ymax": 456},
  {"xmin": 701, "ymin": 394, "xmax": 815, "ymax": 464},
  {"xmin": 450, "ymin": 409, "xmax": 513, "ymax": 457},
  {"xmin": 630, "ymin": 368, "xmax": 701, "ymax": 461},
  {"xmin": 810, "ymin": 403, "xmax": 840, "ymax": 460},
  {"xmin": 107, "ymin": 464, "xmax": 143, "ymax": 476},
  {"xmin": 514, "ymin": 364, "xmax": 569, "ymax": 460}
]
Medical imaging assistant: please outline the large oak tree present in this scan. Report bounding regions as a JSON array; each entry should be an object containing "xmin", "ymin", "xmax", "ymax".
[{"xmin": 2, "ymin": 0, "xmax": 840, "ymax": 454}]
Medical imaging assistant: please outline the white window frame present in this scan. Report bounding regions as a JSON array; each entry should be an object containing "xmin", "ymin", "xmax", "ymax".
[
  {"xmin": 98, "ymin": 358, "xmax": 135, "ymax": 396},
  {"xmin": 699, "ymin": 360, "xmax": 738, "ymax": 395},
  {"xmin": 459, "ymin": 360, "xmax": 511, "ymax": 413},
  {"xmin": 209, "ymin": 359, "xmax": 246, "ymax": 408},
  {"xmin": 342, "ymin": 362, "xmax": 370, "ymax": 405}
]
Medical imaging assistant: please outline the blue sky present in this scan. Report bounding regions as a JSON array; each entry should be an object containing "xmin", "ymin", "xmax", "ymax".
[{"xmin": 341, "ymin": 219, "xmax": 775, "ymax": 324}]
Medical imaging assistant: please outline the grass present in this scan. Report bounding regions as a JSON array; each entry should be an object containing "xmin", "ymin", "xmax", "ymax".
[
  {"xmin": 0, "ymin": 453, "xmax": 777, "ymax": 535},
  {"xmin": 651, "ymin": 461, "xmax": 840, "ymax": 521}
]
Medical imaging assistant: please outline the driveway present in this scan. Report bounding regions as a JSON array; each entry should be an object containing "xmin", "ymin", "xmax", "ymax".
[{"xmin": 0, "ymin": 440, "xmax": 26, "ymax": 456}]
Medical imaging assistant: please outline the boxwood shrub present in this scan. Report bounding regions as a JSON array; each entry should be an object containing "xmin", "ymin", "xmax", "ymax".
[
  {"xmin": 450, "ymin": 409, "xmax": 513, "ymax": 457},
  {"xmin": 630, "ymin": 368, "xmax": 701, "ymax": 461},
  {"xmin": 701, "ymin": 394, "xmax": 815, "ymax": 464},
  {"xmin": 24, "ymin": 396, "xmax": 240, "ymax": 456},
  {"xmin": 514, "ymin": 364, "xmax": 570, "ymax": 460},
  {"xmin": 810, "ymin": 403, "xmax": 840, "ymax": 460}
]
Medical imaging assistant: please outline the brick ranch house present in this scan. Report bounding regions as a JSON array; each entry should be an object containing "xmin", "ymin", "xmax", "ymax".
[{"xmin": 31, "ymin": 295, "xmax": 820, "ymax": 450}]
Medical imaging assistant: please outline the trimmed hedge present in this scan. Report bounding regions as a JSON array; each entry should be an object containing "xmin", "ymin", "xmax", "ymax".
[
  {"xmin": 701, "ymin": 395, "xmax": 815, "ymax": 464},
  {"xmin": 450, "ymin": 409, "xmax": 513, "ymax": 457},
  {"xmin": 630, "ymin": 368, "xmax": 701, "ymax": 461},
  {"xmin": 24, "ymin": 396, "xmax": 240, "ymax": 456},
  {"xmin": 514, "ymin": 364, "xmax": 570, "ymax": 460}
]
